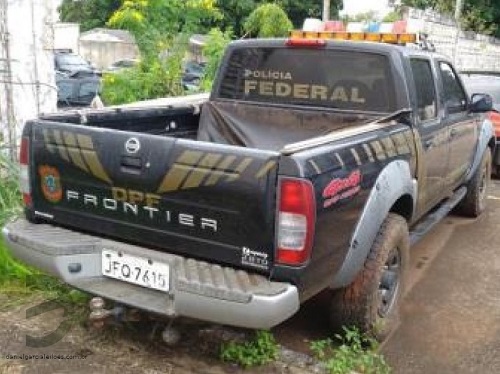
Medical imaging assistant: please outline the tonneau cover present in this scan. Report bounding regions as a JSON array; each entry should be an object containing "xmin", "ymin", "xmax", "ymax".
[{"xmin": 197, "ymin": 101, "xmax": 378, "ymax": 151}]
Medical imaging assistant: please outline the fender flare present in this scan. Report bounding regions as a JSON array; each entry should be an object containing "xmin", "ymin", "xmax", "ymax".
[
  {"xmin": 332, "ymin": 160, "xmax": 417, "ymax": 288},
  {"xmin": 466, "ymin": 118, "xmax": 494, "ymax": 182}
]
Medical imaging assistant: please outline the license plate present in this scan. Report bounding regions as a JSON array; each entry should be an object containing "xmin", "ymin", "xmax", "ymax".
[{"xmin": 101, "ymin": 249, "xmax": 170, "ymax": 292}]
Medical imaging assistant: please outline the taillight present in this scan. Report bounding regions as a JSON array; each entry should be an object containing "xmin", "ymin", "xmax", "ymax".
[
  {"xmin": 19, "ymin": 136, "xmax": 32, "ymax": 206},
  {"xmin": 487, "ymin": 111, "xmax": 500, "ymax": 138},
  {"xmin": 276, "ymin": 178, "xmax": 316, "ymax": 266}
]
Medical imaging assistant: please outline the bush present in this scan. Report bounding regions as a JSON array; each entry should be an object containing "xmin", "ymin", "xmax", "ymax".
[
  {"xmin": 220, "ymin": 330, "xmax": 279, "ymax": 368},
  {"xmin": 101, "ymin": 53, "xmax": 185, "ymax": 106},
  {"xmin": 201, "ymin": 27, "xmax": 233, "ymax": 91},
  {"xmin": 310, "ymin": 326, "xmax": 391, "ymax": 374},
  {"xmin": 244, "ymin": 3, "xmax": 293, "ymax": 38},
  {"xmin": 0, "ymin": 152, "xmax": 22, "ymax": 227},
  {"xmin": 0, "ymin": 152, "xmax": 33, "ymax": 284}
]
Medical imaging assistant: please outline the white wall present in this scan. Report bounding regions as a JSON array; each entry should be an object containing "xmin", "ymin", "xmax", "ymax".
[
  {"xmin": 0, "ymin": 0, "xmax": 58, "ymax": 153},
  {"xmin": 406, "ymin": 7, "xmax": 500, "ymax": 72},
  {"xmin": 53, "ymin": 22, "xmax": 80, "ymax": 53}
]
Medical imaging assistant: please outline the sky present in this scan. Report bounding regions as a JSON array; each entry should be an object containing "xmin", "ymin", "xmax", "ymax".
[{"xmin": 341, "ymin": 0, "xmax": 393, "ymax": 17}]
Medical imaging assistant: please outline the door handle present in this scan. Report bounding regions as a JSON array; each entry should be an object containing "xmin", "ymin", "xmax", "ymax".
[
  {"xmin": 120, "ymin": 156, "xmax": 142, "ymax": 174},
  {"xmin": 424, "ymin": 140, "xmax": 433, "ymax": 149},
  {"xmin": 450, "ymin": 128, "xmax": 458, "ymax": 137}
]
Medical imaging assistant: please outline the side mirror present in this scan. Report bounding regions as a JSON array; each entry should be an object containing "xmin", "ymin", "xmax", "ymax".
[{"xmin": 469, "ymin": 93, "xmax": 493, "ymax": 113}]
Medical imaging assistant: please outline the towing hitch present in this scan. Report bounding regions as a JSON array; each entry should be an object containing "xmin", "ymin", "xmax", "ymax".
[
  {"xmin": 88, "ymin": 297, "xmax": 127, "ymax": 329},
  {"xmin": 88, "ymin": 297, "xmax": 180, "ymax": 345}
]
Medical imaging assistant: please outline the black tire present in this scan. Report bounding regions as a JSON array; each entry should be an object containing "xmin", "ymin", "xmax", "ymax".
[
  {"xmin": 329, "ymin": 213, "xmax": 409, "ymax": 341},
  {"xmin": 457, "ymin": 149, "xmax": 491, "ymax": 217}
]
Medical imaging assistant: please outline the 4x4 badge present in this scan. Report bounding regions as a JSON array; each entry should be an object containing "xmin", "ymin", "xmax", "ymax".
[{"xmin": 125, "ymin": 137, "xmax": 140, "ymax": 154}]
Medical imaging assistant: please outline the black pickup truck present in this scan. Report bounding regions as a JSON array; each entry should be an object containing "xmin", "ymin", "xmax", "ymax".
[{"xmin": 3, "ymin": 36, "xmax": 495, "ymax": 338}]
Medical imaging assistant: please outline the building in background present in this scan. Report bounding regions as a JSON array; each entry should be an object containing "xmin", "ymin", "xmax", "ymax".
[{"xmin": 79, "ymin": 28, "xmax": 139, "ymax": 70}]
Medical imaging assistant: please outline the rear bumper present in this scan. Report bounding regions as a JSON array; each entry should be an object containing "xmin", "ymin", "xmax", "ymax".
[{"xmin": 2, "ymin": 219, "xmax": 299, "ymax": 329}]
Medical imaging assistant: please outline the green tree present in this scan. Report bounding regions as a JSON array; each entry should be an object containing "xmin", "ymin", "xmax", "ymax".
[
  {"xmin": 216, "ymin": 0, "xmax": 343, "ymax": 36},
  {"xmin": 102, "ymin": 0, "xmax": 224, "ymax": 105},
  {"xmin": 277, "ymin": 0, "xmax": 343, "ymax": 27},
  {"xmin": 58, "ymin": 0, "xmax": 121, "ymax": 32},
  {"xmin": 201, "ymin": 28, "xmax": 233, "ymax": 91},
  {"xmin": 244, "ymin": 3, "xmax": 293, "ymax": 37},
  {"xmin": 107, "ymin": 0, "xmax": 221, "ymax": 58},
  {"xmin": 216, "ymin": 0, "xmax": 257, "ymax": 37}
]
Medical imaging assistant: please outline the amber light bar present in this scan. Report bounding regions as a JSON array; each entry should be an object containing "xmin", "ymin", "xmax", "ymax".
[{"xmin": 289, "ymin": 30, "xmax": 418, "ymax": 45}]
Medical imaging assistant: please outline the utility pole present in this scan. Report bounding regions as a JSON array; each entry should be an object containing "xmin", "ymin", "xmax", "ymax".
[
  {"xmin": 323, "ymin": 0, "xmax": 330, "ymax": 22},
  {"xmin": 454, "ymin": 0, "xmax": 463, "ymax": 21},
  {"xmin": 453, "ymin": 0, "xmax": 464, "ymax": 65}
]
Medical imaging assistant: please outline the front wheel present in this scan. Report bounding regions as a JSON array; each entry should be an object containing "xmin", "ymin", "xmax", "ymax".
[
  {"xmin": 329, "ymin": 213, "xmax": 409, "ymax": 341},
  {"xmin": 457, "ymin": 149, "xmax": 491, "ymax": 217}
]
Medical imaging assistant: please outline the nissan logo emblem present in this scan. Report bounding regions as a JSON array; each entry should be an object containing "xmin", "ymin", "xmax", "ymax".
[{"xmin": 125, "ymin": 137, "xmax": 140, "ymax": 154}]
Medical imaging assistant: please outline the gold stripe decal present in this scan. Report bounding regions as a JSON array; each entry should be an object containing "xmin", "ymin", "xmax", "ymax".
[
  {"xmin": 157, "ymin": 150, "xmax": 204, "ymax": 192},
  {"xmin": 334, "ymin": 153, "xmax": 345, "ymax": 168},
  {"xmin": 63, "ymin": 132, "xmax": 89, "ymax": 172},
  {"xmin": 77, "ymin": 134, "xmax": 112, "ymax": 184},
  {"xmin": 370, "ymin": 141, "xmax": 387, "ymax": 161},
  {"xmin": 391, "ymin": 133, "xmax": 411, "ymax": 155},
  {"xmin": 380, "ymin": 137, "xmax": 397, "ymax": 158},
  {"xmin": 308, "ymin": 160, "xmax": 322, "ymax": 174},
  {"xmin": 226, "ymin": 157, "xmax": 253, "ymax": 182},
  {"xmin": 42, "ymin": 129, "xmax": 55, "ymax": 154},
  {"xmin": 350, "ymin": 148, "xmax": 362, "ymax": 166},
  {"xmin": 205, "ymin": 155, "xmax": 237, "ymax": 185},
  {"xmin": 178, "ymin": 150, "xmax": 204, "ymax": 165},
  {"xmin": 52, "ymin": 130, "xmax": 70, "ymax": 162},
  {"xmin": 362, "ymin": 143, "xmax": 375, "ymax": 163},
  {"xmin": 76, "ymin": 134, "xmax": 94, "ymax": 150},
  {"xmin": 182, "ymin": 153, "xmax": 222, "ymax": 189},
  {"xmin": 255, "ymin": 160, "xmax": 278, "ymax": 178},
  {"xmin": 157, "ymin": 164, "xmax": 192, "ymax": 193}
]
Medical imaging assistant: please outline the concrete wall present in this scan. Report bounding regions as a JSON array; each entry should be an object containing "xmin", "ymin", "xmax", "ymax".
[
  {"xmin": 53, "ymin": 22, "xmax": 80, "ymax": 53},
  {"xmin": 80, "ymin": 40, "xmax": 139, "ymax": 70},
  {"xmin": 0, "ymin": 0, "xmax": 57, "ymax": 154},
  {"xmin": 406, "ymin": 7, "xmax": 500, "ymax": 72}
]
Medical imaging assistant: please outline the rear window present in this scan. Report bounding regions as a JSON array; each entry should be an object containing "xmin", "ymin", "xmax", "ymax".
[{"xmin": 218, "ymin": 47, "xmax": 396, "ymax": 112}]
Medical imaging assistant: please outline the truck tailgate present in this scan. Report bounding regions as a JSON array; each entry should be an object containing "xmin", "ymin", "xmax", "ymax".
[{"xmin": 29, "ymin": 121, "xmax": 280, "ymax": 272}]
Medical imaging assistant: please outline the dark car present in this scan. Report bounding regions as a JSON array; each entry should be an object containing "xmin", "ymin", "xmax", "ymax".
[
  {"xmin": 462, "ymin": 72, "xmax": 500, "ymax": 175},
  {"xmin": 182, "ymin": 61, "xmax": 206, "ymax": 90},
  {"xmin": 56, "ymin": 76, "xmax": 100, "ymax": 109},
  {"xmin": 55, "ymin": 51, "xmax": 99, "ymax": 78},
  {"xmin": 105, "ymin": 58, "xmax": 139, "ymax": 73}
]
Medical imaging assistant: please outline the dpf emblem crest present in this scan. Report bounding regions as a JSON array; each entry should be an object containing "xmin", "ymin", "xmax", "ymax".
[{"xmin": 39, "ymin": 165, "xmax": 62, "ymax": 203}]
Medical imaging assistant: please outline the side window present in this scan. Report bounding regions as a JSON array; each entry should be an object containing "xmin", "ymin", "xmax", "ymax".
[
  {"xmin": 410, "ymin": 59, "xmax": 437, "ymax": 121},
  {"xmin": 438, "ymin": 62, "xmax": 467, "ymax": 113}
]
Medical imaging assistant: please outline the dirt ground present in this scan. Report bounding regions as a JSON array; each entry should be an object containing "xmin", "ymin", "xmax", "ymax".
[
  {"xmin": 0, "ymin": 295, "xmax": 319, "ymax": 374},
  {"xmin": 1, "ymin": 180, "xmax": 500, "ymax": 374}
]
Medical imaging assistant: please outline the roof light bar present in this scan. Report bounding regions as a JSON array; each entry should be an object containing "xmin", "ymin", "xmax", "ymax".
[{"xmin": 289, "ymin": 30, "xmax": 418, "ymax": 45}]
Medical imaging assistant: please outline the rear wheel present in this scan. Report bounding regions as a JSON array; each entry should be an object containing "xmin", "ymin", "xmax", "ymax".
[
  {"xmin": 329, "ymin": 213, "xmax": 409, "ymax": 341},
  {"xmin": 457, "ymin": 149, "xmax": 491, "ymax": 217}
]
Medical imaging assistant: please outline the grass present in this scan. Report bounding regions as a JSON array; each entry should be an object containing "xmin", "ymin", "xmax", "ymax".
[
  {"xmin": 310, "ymin": 326, "xmax": 391, "ymax": 374},
  {"xmin": 220, "ymin": 330, "xmax": 279, "ymax": 368},
  {"xmin": 0, "ymin": 151, "xmax": 89, "ymax": 313}
]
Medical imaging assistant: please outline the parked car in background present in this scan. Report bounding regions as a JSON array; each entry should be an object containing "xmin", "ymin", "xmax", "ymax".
[
  {"xmin": 56, "ymin": 75, "xmax": 100, "ymax": 109},
  {"xmin": 182, "ymin": 60, "xmax": 206, "ymax": 90},
  {"xmin": 462, "ymin": 72, "xmax": 500, "ymax": 175},
  {"xmin": 55, "ymin": 50, "xmax": 99, "ymax": 78},
  {"xmin": 105, "ymin": 58, "xmax": 139, "ymax": 73}
]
